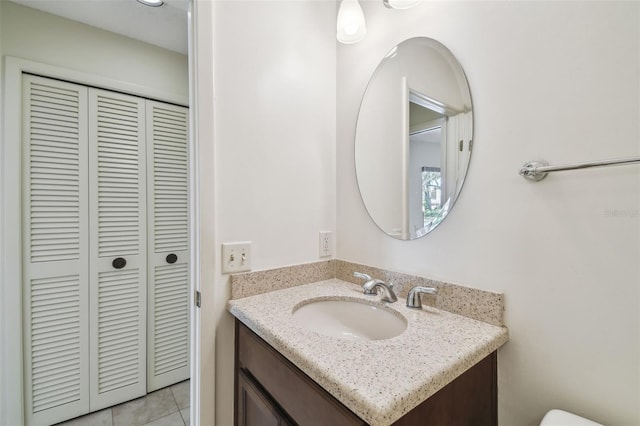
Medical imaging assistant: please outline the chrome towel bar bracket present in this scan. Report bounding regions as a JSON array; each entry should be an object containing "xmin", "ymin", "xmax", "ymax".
[{"xmin": 519, "ymin": 156, "xmax": 640, "ymax": 181}]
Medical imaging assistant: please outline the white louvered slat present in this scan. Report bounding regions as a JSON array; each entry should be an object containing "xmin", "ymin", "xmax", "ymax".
[
  {"xmin": 152, "ymin": 105, "xmax": 189, "ymax": 253},
  {"xmin": 22, "ymin": 75, "xmax": 90, "ymax": 426},
  {"xmin": 153, "ymin": 263, "xmax": 189, "ymax": 375},
  {"xmin": 96, "ymin": 270, "xmax": 142, "ymax": 394},
  {"xmin": 30, "ymin": 275, "xmax": 81, "ymax": 412},
  {"xmin": 89, "ymin": 89, "xmax": 146, "ymax": 411},
  {"xmin": 95, "ymin": 93, "xmax": 142, "ymax": 258},
  {"xmin": 28, "ymin": 82, "xmax": 81, "ymax": 263},
  {"xmin": 146, "ymin": 101, "xmax": 190, "ymax": 391}
]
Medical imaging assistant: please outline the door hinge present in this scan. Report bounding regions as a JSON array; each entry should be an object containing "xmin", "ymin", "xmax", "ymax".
[{"xmin": 195, "ymin": 290, "xmax": 201, "ymax": 308}]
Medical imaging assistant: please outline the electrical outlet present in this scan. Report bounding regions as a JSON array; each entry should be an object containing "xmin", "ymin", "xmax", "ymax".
[
  {"xmin": 221, "ymin": 241, "xmax": 252, "ymax": 274},
  {"xmin": 319, "ymin": 231, "xmax": 332, "ymax": 258}
]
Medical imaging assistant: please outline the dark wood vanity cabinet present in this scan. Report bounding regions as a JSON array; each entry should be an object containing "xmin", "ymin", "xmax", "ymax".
[
  {"xmin": 235, "ymin": 320, "xmax": 497, "ymax": 426},
  {"xmin": 237, "ymin": 369, "xmax": 295, "ymax": 426},
  {"xmin": 235, "ymin": 320, "xmax": 364, "ymax": 426}
]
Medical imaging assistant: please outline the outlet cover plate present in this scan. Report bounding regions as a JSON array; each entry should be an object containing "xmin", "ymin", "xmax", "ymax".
[{"xmin": 319, "ymin": 231, "xmax": 332, "ymax": 258}]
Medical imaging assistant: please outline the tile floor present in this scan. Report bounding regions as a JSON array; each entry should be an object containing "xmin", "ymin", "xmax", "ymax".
[{"xmin": 56, "ymin": 380, "xmax": 190, "ymax": 426}]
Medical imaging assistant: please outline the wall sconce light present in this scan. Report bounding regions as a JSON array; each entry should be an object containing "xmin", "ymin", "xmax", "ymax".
[
  {"xmin": 383, "ymin": 0, "xmax": 419, "ymax": 9},
  {"xmin": 337, "ymin": 0, "xmax": 367, "ymax": 44},
  {"xmin": 137, "ymin": 0, "xmax": 164, "ymax": 7}
]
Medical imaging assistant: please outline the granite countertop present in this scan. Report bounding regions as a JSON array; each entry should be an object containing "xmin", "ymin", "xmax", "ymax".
[{"xmin": 228, "ymin": 278, "xmax": 509, "ymax": 426}]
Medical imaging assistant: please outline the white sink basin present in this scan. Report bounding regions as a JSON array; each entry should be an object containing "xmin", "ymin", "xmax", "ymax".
[{"xmin": 291, "ymin": 298, "xmax": 407, "ymax": 341}]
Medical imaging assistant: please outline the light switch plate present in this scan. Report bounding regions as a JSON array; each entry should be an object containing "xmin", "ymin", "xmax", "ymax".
[{"xmin": 221, "ymin": 241, "xmax": 252, "ymax": 274}]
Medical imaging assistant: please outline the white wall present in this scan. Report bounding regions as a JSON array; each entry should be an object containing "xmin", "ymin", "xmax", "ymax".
[
  {"xmin": 1, "ymin": 1, "xmax": 188, "ymax": 97},
  {"xmin": 337, "ymin": 2, "xmax": 639, "ymax": 426},
  {"xmin": 0, "ymin": 3, "xmax": 188, "ymax": 424},
  {"xmin": 210, "ymin": 1, "xmax": 336, "ymax": 424}
]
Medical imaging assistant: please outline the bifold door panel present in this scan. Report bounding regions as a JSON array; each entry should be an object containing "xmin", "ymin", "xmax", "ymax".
[
  {"xmin": 146, "ymin": 101, "xmax": 190, "ymax": 392},
  {"xmin": 89, "ymin": 89, "xmax": 147, "ymax": 411},
  {"xmin": 22, "ymin": 75, "xmax": 91, "ymax": 426}
]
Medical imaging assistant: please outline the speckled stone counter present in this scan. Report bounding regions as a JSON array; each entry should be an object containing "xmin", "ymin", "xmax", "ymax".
[{"xmin": 228, "ymin": 279, "xmax": 509, "ymax": 426}]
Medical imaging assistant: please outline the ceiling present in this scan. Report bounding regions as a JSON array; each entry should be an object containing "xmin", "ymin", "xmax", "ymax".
[{"xmin": 10, "ymin": 0, "xmax": 189, "ymax": 55}]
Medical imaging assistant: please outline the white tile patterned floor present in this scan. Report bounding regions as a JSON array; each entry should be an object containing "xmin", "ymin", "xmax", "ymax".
[{"xmin": 55, "ymin": 380, "xmax": 190, "ymax": 426}]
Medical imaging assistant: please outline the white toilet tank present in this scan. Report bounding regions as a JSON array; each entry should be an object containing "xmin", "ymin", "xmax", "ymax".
[{"xmin": 540, "ymin": 409, "xmax": 603, "ymax": 426}]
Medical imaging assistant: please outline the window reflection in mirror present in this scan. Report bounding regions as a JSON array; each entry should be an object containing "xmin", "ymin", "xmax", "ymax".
[{"xmin": 422, "ymin": 168, "xmax": 442, "ymax": 229}]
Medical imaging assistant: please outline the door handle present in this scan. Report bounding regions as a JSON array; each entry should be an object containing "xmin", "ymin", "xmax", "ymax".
[
  {"xmin": 166, "ymin": 254, "xmax": 177, "ymax": 264},
  {"xmin": 112, "ymin": 257, "xmax": 127, "ymax": 269}
]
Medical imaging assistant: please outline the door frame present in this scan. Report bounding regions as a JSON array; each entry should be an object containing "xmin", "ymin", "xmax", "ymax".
[{"xmin": 1, "ymin": 52, "xmax": 198, "ymax": 425}]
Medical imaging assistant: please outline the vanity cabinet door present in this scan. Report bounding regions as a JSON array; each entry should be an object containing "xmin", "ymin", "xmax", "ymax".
[
  {"xmin": 237, "ymin": 370, "xmax": 293, "ymax": 426},
  {"xmin": 235, "ymin": 321, "xmax": 366, "ymax": 426},
  {"xmin": 391, "ymin": 351, "xmax": 497, "ymax": 426}
]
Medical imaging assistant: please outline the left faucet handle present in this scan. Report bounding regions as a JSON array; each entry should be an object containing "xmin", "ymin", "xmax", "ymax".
[{"xmin": 353, "ymin": 271, "xmax": 372, "ymax": 281}]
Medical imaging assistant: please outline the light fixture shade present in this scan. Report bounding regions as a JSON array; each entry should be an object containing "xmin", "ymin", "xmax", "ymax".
[
  {"xmin": 383, "ymin": 0, "xmax": 420, "ymax": 9},
  {"xmin": 337, "ymin": 0, "xmax": 366, "ymax": 44},
  {"xmin": 137, "ymin": 0, "xmax": 164, "ymax": 7}
]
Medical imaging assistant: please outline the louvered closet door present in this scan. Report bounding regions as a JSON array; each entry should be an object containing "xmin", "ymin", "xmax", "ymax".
[
  {"xmin": 88, "ymin": 89, "xmax": 147, "ymax": 411},
  {"xmin": 22, "ymin": 75, "xmax": 90, "ymax": 426},
  {"xmin": 146, "ymin": 101, "xmax": 190, "ymax": 391}
]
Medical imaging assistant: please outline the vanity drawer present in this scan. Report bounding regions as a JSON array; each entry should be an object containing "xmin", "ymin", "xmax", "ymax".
[{"xmin": 235, "ymin": 321, "xmax": 365, "ymax": 426}]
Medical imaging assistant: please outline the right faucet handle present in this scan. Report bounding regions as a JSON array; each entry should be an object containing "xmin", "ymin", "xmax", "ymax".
[{"xmin": 406, "ymin": 286, "xmax": 438, "ymax": 309}]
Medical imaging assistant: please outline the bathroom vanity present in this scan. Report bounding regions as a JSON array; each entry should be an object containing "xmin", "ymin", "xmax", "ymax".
[{"xmin": 228, "ymin": 279, "xmax": 508, "ymax": 426}]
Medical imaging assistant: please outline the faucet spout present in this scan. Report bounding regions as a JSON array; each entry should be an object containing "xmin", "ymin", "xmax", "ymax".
[
  {"xmin": 353, "ymin": 272, "xmax": 378, "ymax": 295},
  {"xmin": 368, "ymin": 281, "xmax": 398, "ymax": 303},
  {"xmin": 353, "ymin": 272, "xmax": 398, "ymax": 302}
]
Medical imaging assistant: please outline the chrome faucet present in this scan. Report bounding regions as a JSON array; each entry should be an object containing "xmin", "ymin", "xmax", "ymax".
[
  {"xmin": 406, "ymin": 286, "xmax": 438, "ymax": 309},
  {"xmin": 353, "ymin": 272, "xmax": 398, "ymax": 303},
  {"xmin": 353, "ymin": 272, "xmax": 381, "ymax": 295}
]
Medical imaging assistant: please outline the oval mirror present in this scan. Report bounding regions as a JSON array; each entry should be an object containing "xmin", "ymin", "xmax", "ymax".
[{"xmin": 355, "ymin": 37, "xmax": 473, "ymax": 240}]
